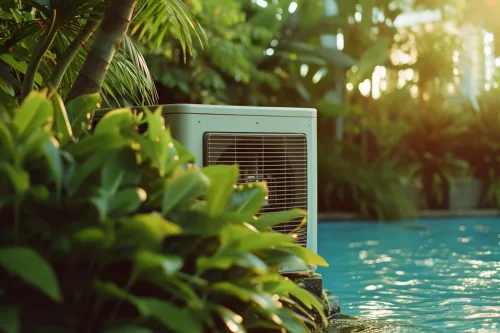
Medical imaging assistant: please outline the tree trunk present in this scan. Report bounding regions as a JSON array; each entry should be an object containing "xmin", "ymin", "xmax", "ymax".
[
  {"xmin": 49, "ymin": 15, "xmax": 101, "ymax": 91},
  {"xmin": 67, "ymin": 0, "xmax": 137, "ymax": 101}
]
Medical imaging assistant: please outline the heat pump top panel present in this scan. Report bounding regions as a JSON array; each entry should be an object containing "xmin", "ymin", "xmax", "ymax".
[
  {"xmin": 93, "ymin": 105, "xmax": 316, "ymax": 119},
  {"xmin": 160, "ymin": 104, "xmax": 316, "ymax": 118}
]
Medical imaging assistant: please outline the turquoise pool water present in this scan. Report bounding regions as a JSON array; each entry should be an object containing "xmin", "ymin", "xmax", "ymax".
[{"xmin": 318, "ymin": 218, "xmax": 500, "ymax": 332}]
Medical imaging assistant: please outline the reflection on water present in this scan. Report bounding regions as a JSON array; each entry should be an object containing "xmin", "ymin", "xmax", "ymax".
[{"xmin": 318, "ymin": 218, "xmax": 500, "ymax": 332}]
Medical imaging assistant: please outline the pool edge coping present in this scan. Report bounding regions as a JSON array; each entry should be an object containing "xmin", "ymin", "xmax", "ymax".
[{"xmin": 318, "ymin": 209, "xmax": 500, "ymax": 222}]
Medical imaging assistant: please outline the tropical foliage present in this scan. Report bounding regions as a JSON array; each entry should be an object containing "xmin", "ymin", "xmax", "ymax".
[{"xmin": 0, "ymin": 91, "xmax": 329, "ymax": 333}]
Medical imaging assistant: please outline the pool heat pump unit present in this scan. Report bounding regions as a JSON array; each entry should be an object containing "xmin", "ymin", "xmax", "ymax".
[{"xmin": 93, "ymin": 104, "xmax": 317, "ymax": 273}]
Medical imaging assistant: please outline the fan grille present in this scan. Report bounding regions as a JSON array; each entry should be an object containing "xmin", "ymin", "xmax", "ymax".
[{"xmin": 203, "ymin": 133, "xmax": 308, "ymax": 247}]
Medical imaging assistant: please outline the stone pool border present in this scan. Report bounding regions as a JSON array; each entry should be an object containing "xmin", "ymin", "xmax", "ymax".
[{"xmin": 318, "ymin": 209, "xmax": 500, "ymax": 222}]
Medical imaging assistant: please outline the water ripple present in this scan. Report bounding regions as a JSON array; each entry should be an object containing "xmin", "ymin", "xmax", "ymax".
[{"xmin": 318, "ymin": 218, "xmax": 500, "ymax": 332}]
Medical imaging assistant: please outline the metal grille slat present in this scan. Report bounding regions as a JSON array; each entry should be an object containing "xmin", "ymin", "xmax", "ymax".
[{"xmin": 204, "ymin": 133, "xmax": 308, "ymax": 247}]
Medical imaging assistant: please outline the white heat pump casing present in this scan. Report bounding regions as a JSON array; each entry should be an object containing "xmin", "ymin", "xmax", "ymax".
[{"xmin": 162, "ymin": 104, "xmax": 317, "ymax": 273}]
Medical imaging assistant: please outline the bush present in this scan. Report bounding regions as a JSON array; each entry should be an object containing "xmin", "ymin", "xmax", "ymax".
[{"xmin": 0, "ymin": 91, "xmax": 328, "ymax": 333}]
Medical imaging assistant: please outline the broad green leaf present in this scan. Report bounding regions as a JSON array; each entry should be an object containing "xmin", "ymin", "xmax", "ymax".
[
  {"xmin": 203, "ymin": 165, "xmax": 239, "ymax": 217},
  {"xmin": 0, "ymin": 247, "xmax": 61, "ymax": 302},
  {"xmin": 101, "ymin": 327, "xmax": 153, "ymax": 333},
  {"xmin": 209, "ymin": 283, "xmax": 277, "ymax": 310},
  {"xmin": 231, "ymin": 232, "xmax": 295, "ymax": 254},
  {"xmin": 13, "ymin": 91, "xmax": 52, "ymax": 136},
  {"xmin": 0, "ymin": 306, "xmax": 19, "ymax": 333},
  {"xmin": 0, "ymin": 54, "xmax": 42, "ymax": 85},
  {"xmin": 134, "ymin": 298, "xmax": 202, "ymax": 333},
  {"xmin": 132, "ymin": 251, "xmax": 183, "ymax": 276},
  {"xmin": 197, "ymin": 252, "xmax": 267, "ymax": 274},
  {"xmin": 0, "ymin": 163, "xmax": 29, "ymax": 194},
  {"xmin": 282, "ymin": 245, "xmax": 329, "ymax": 267},
  {"xmin": 65, "ymin": 132, "xmax": 129, "ymax": 158},
  {"xmin": 214, "ymin": 306, "xmax": 246, "ymax": 333},
  {"xmin": 253, "ymin": 209, "xmax": 307, "ymax": 231},
  {"xmin": 93, "ymin": 108, "xmax": 134, "ymax": 135},
  {"xmin": 108, "ymin": 188, "xmax": 147, "ymax": 215},
  {"xmin": 117, "ymin": 214, "xmax": 181, "ymax": 251},
  {"xmin": 42, "ymin": 138, "xmax": 62, "ymax": 199},
  {"xmin": 0, "ymin": 121, "xmax": 15, "ymax": 156},
  {"xmin": 162, "ymin": 168, "xmax": 209, "ymax": 215},
  {"xmin": 72, "ymin": 227, "xmax": 115, "ymax": 251},
  {"xmin": 65, "ymin": 93, "xmax": 101, "ymax": 137},
  {"xmin": 17, "ymin": 131, "xmax": 50, "ymax": 165},
  {"xmin": 227, "ymin": 182, "xmax": 267, "ymax": 217},
  {"xmin": 267, "ymin": 278, "xmax": 327, "ymax": 324},
  {"xmin": 51, "ymin": 94, "xmax": 73, "ymax": 145},
  {"xmin": 68, "ymin": 151, "xmax": 110, "ymax": 194},
  {"xmin": 273, "ymin": 308, "xmax": 309, "ymax": 333}
]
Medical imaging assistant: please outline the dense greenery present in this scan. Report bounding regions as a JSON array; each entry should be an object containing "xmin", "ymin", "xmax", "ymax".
[{"xmin": 0, "ymin": 91, "xmax": 329, "ymax": 332}]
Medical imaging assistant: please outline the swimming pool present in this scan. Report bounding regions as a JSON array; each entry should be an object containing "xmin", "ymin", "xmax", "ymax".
[{"xmin": 317, "ymin": 217, "xmax": 500, "ymax": 332}]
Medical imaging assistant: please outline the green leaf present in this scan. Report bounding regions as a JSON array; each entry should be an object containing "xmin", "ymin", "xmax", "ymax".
[
  {"xmin": 0, "ymin": 247, "xmax": 61, "ymax": 302},
  {"xmin": 273, "ymin": 308, "xmax": 309, "ymax": 333},
  {"xmin": 209, "ymin": 283, "xmax": 277, "ymax": 310},
  {"xmin": 253, "ymin": 209, "xmax": 307, "ymax": 231},
  {"xmin": 13, "ymin": 91, "xmax": 52, "ymax": 136},
  {"xmin": 132, "ymin": 251, "xmax": 183, "ymax": 277},
  {"xmin": 117, "ymin": 214, "xmax": 181, "ymax": 251},
  {"xmin": 68, "ymin": 151, "xmax": 109, "ymax": 194},
  {"xmin": 0, "ymin": 306, "xmax": 19, "ymax": 333},
  {"xmin": 108, "ymin": 188, "xmax": 147, "ymax": 216},
  {"xmin": 214, "ymin": 306, "xmax": 246, "ymax": 333},
  {"xmin": 227, "ymin": 182, "xmax": 267, "ymax": 217},
  {"xmin": 65, "ymin": 93, "xmax": 101, "ymax": 137},
  {"xmin": 203, "ymin": 165, "xmax": 239, "ymax": 217},
  {"xmin": 162, "ymin": 168, "xmax": 209, "ymax": 215},
  {"xmin": 282, "ymin": 245, "xmax": 329, "ymax": 267},
  {"xmin": 93, "ymin": 108, "xmax": 134, "ymax": 135},
  {"xmin": 42, "ymin": 138, "xmax": 63, "ymax": 199},
  {"xmin": 134, "ymin": 298, "xmax": 202, "ymax": 333},
  {"xmin": 0, "ymin": 163, "xmax": 29, "ymax": 195},
  {"xmin": 65, "ymin": 132, "xmax": 129, "ymax": 158},
  {"xmin": 231, "ymin": 232, "xmax": 295, "ymax": 254},
  {"xmin": 101, "ymin": 327, "xmax": 153, "ymax": 333},
  {"xmin": 0, "ymin": 54, "xmax": 42, "ymax": 85},
  {"xmin": 72, "ymin": 227, "xmax": 115, "ymax": 252},
  {"xmin": 51, "ymin": 94, "xmax": 73, "ymax": 145}
]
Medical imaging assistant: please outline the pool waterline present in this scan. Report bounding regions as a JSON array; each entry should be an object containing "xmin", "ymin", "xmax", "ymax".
[{"xmin": 318, "ymin": 217, "xmax": 500, "ymax": 332}]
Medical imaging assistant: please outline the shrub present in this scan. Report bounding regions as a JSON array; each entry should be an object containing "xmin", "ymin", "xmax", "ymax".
[{"xmin": 0, "ymin": 91, "xmax": 328, "ymax": 333}]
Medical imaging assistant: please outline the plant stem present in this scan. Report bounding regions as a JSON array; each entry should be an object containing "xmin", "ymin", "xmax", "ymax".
[
  {"xmin": 67, "ymin": 0, "xmax": 137, "ymax": 101},
  {"xmin": 48, "ymin": 16, "xmax": 101, "ymax": 91},
  {"xmin": 21, "ymin": 11, "xmax": 58, "ymax": 100}
]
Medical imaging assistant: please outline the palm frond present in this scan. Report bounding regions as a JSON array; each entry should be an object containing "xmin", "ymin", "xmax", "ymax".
[{"xmin": 131, "ymin": 0, "xmax": 207, "ymax": 58}]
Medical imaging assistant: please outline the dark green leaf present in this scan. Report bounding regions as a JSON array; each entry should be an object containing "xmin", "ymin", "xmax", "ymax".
[
  {"xmin": 65, "ymin": 132, "xmax": 129, "ymax": 158},
  {"xmin": 42, "ymin": 138, "xmax": 63, "ymax": 199},
  {"xmin": 0, "ymin": 306, "xmax": 19, "ymax": 333},
  {"xmin": 132, "ymin": 251, "xmax": 183, "ymax": 277},
  {"xmin": 134, "ymin": 298, "xmax": 202, "ymax": 333},
  {"xmin": 108, "ymin": 187, "xmax": 147, "ymax": 215},
  {"xmin": 162, "ymin": 168, "xmax": 209, "ymax": 215},
  {"xmin": 253, "ymin": 209, "xmax": 307, "ymax": 231},
  {"xmin": 65, "ymin": 93, "xmax": 101, "ymax": 137},
  {"xmin": 93, "ymin": 108, "xmax": 134, "ymax": 135},
  {"xmin": 214, "ymin": 306, "xmax": 246, "ymax": 333},
  {"xmin": 13, "ymin": 91, "xmax": 52, "ymax": 136},
  {"xmin": 203, "ymin": 165, "xmax": 239, "ymax": 217},
  {"xmin": 227, "ymin": 182, "xmax": 267, "ymax": 217},
  {"xmin": 117, "ymin": 214, "xmax": 181, "ymax": 251},
  {"xmin": 101, "ymin": 327, "xmax": 153, "ymax": 333},
  {"xmin": 0, "ymin": 247, "xmax": 61, "ymax": 302}
]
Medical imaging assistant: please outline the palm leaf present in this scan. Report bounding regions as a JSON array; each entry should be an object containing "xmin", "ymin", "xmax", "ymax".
[{"xmin": 131, "ymin": 0, "xmax": 207, "ymax": 58}]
